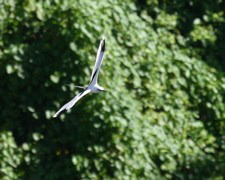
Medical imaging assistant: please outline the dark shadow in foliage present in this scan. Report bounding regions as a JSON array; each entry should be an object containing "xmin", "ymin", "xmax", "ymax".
[
  {"xmin": 134, "ymin": 0, "xmax": 225, "ymax": 72},
  {"xmin": 19, "ymin": 100, "xmax": 118, "ymax": 179},
  {"xmin": 172, "ymin": 152, "xmax": 225, "ymax": 179}
]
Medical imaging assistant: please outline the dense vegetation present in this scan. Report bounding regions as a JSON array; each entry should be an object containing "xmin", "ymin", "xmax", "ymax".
[{"xmin": 1, "ymin": 0, "xmax": 225, "ymax": 179}]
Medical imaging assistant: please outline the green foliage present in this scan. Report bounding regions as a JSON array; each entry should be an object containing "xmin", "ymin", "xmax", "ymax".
[{"xmin": 1, "ymin": 0, "xmax": 225, "ymax": 179}]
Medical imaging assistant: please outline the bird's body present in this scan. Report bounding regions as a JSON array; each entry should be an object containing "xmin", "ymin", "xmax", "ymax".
[
  {"xmin": 88, "ymin": 84, "xmax": 105, "ymax": 93},
  {"xmin": 53, "ymin": 37, "xmax": 106, "ymax": 118}
]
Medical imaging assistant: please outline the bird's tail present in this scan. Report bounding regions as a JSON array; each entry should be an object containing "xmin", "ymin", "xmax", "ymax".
[
  {"xmin": 65, "ymin": 84, "xmax": 86, "ymax": 89},
  {"xmin": 74, "ymin": 85, "xmax": 86, "ymax": 89}
]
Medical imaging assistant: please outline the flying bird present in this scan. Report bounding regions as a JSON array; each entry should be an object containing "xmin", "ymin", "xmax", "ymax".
[{"xmin": 53, "ymin": 37, "xmax": 106, "ymax": 118}]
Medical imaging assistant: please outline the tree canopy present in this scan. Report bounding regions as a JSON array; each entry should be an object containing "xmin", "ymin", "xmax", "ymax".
[{"xmin": 1, "ymin": 0, "xmax": 225, "ymax": 179}]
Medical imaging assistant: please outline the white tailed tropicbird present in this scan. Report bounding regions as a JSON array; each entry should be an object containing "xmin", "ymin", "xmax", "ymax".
[{"xmin": 53, "ymin": 37, "xmax": 106, "ymax": 118}]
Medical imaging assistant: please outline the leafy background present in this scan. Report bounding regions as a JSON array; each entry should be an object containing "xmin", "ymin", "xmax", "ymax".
[{"xmin": 1, "ymin": 0, "xmax": 225, "ymax": 179}]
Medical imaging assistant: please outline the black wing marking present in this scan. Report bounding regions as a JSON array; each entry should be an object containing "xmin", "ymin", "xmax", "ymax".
[{"xmin": 90, "ymin": 38, "xmax": 105, "ymax": 84}]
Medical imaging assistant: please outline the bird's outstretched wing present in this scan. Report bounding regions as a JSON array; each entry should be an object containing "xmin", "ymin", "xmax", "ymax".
[
  {"xmin": 53, "ymin": 89, "xmax": 91, "ymax": 118},
  {"xmin": 90, "ymin": 37, "xmax": 105, "ymax": 85}
]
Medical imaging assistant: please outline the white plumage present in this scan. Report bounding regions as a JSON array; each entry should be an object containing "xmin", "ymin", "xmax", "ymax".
[{"xmin": 53, "ymin": 37, "xmax": 106, "ymax": 118}]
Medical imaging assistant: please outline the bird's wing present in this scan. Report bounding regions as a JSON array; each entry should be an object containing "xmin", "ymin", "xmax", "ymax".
[
  {"xmin": 90, "ymin": 37, "xmax": 105, "ymax": 85},
  {"xmin": 53, "ymin": 89, "xmax": 91, "ymax": 118}
]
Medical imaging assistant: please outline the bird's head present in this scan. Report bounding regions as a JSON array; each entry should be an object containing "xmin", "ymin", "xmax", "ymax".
[{"xmin": 98, "ymin": 86, "xmax": 107, "ymax": 92}]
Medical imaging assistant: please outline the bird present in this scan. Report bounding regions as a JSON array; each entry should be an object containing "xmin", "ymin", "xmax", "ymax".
[{"xmin": 53, "ymin": 37, "xmax": 106, "ymax": 118}]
